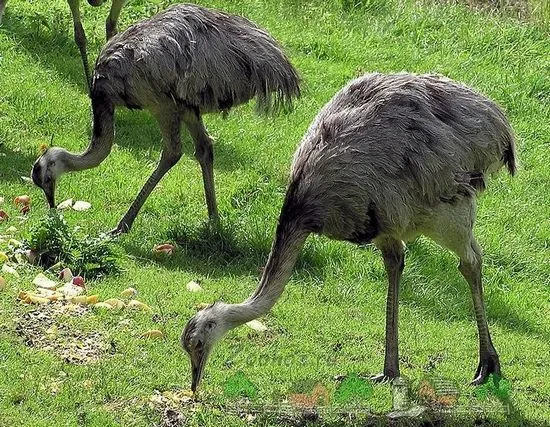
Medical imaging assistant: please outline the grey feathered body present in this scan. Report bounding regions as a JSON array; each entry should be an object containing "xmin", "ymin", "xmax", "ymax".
[
  {"xmin": 92, "ymin": 3, "xmax": 300, "ymax": 114},
  {"xmin": 181, "ymin": 73, "xmax": 515, "ymax": 389},
  {"xmin": 283, "ymin": 73, "xmax": 516, "ymax": 243}
]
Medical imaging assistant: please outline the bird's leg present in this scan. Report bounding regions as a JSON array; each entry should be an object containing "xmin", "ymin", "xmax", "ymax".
[
  {"xmin": 67, "ymin": 0, "xmax": 92, "ymax": 94},
  {"xmin": 371, "ymin": 238, "xmax": 405, "ymax": 383},
  {"xmin": 184, "ymin": 112, "xmax": 219, "ymax": 223},
  {"xmin": 110, "ymin": 112, "xmax": 182, "ymax": 234},
  {"xmin": 105, "ymin": 0, "xmax": 125, "ymax": 40},
  {"xmin": 458, "ymin": 238, "xmax": 501, "ymax": 385}
]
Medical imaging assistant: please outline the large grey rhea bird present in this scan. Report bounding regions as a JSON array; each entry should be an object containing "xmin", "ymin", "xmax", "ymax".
[
  {"xmin": 31, "ymin": 3, "xmax": 300, "ymax": 234},
  {"xmin": 183, "ymin": 72, "xmax": 516, "ymax": 391},
  {"xmin": 0, "ymin": 0, "xmax": 126, "ymax": 93}
]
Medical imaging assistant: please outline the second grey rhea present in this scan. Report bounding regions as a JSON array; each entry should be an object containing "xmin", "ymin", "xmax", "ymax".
[{"xmin": 31, "ymin": 3, "xmax": 300, "ymax": 233}]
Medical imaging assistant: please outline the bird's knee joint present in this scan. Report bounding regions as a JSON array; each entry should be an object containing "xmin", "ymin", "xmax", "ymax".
[
  {"xmin": 164, "ymin": 150, "xmax": 182, "ymax": 167},
  {"xmin": 194, "ymin": 142, "xmax": 213, "ymax": 163},
  {"xmin": 459, "ymin": 256, "xmax": 480, "ymax": 276}
]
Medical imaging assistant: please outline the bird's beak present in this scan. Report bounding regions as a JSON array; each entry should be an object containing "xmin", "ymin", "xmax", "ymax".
[
  {"xmin": 31, "ymin": 166, "xmax": 56, "ymax": 209},
  {"xmin": 191, "ymin": 350, "xmax": 208, "ymax": 393},
  {"xmin": 39, "ymin": 180, "xmax": 56, "ymax": 209}
]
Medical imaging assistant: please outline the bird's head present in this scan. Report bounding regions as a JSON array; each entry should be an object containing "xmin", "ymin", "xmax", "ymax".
[
  {"xmin": 31, "ymin": 147, "xmax": 68, "ymax": 209},
  {"xmin": 181, "ymin": 302, "xmax": 233, "ymax": 392}
]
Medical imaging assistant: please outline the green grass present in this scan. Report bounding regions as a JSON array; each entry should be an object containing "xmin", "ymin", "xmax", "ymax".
[{"xmin": 1, "ymin": 0, "xmax": 549, "ymax": 425}]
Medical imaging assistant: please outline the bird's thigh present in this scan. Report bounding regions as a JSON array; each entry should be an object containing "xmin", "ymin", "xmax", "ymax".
[{"xmin": 420, "ymin": 198, "xmax": 478, "ymax": 260}]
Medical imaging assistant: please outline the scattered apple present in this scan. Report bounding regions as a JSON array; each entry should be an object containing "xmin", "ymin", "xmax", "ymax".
[
  {"xmin": 104, "ymin": 298, "xmax": 126, "ymax": 309},
  {"xmin": 2, "ymin": 264, "xmax": 19, "ymax": 277},
  {"xmin": 246, "ymin": 319, "xmax": 268, "ymax": 332},
  {"xmin": 13, "ymin": 252, "xmax": 26, "ymax": 264},
  {"xmin": 69, "ymin": 295, "xmax": 88, "ymax": 305},
  {"xmin": 33, "ymin": 273, "xmax": 57, "ymax": 290},
  {"xmin": 35, "ymin": 288, "xmax": 57, "ymax": 297},
  {"xmin": 153, "ymin": 243, "xmax": 175, "ymax": 255},
  {"xmin": 20, "ymin": 205, "xmax": 30, "ymax": 215},
  {"xmin": 127, "ymin": 299, "xmax": 153, "ymax": 313},
  {"xmin": 120, "ymin": 287, "xmax": 137, "ymax": 298},
  {"xmin": 186, "ymin": 280, "xmax": 203, "ymax": 293},
  {"xmin": 93, "ymin": 302, "xmax": 115, "ymax": 310},
  {"xmin": 57, "ymin": 199, "xmax": 74, "ymax": 210},
  {"xmin": 0, "ymin": 210, "xmax": 8, "ymax": 221},
  {"xmin": 196, "ymin": 302, "xmax": 210, "ymax": 311},
  {"xmin": 58, "ymin": 268, "xmax": 73, "ymax": 282},
  {"xmin": 8, "ymin": 239, "xmax": 22, "ymax": 248},
  {"xmin": 72, "ymin": 201, "xmax": 91, "ymax": 211},
  {"xmin": 86, "ymin": 295, "xmax": 99, "ymax": 304},
  {"xmin": 24, "ymin": 293, "xmax": 51, "ymax": 304},
  {"xmin": 14, "ymin": 195, "xmax": 31, "ymax": 207},
  {"xmin": 0, "ymin": 252, "xmax": 8, "ymax": 264},
  {"xmin": 47, "ymin": 292, "xmax": 65, "ymax": 301},
  {"xmin": 59, "ymin": 283, "xmax": 84, "ymax": 297},
  {"xmin": 72, "ymin": 276, "xmax": 85, "ymax": 288},
  {"xmin": 140, "ymin": 330, "xmax": 164, "ymax": 339}
]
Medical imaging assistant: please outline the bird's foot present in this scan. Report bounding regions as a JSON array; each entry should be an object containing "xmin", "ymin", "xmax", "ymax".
[
  {"xmin": 107, "ymin": 221, "xmax": 131, "ymax": 237},
  {"xmin": 471, "ymin": 352, "xmax": 501, "ymax": 386},
  {"xmin": 370, "ymin": 373, "xmax": 399, "ymax": 384},
  {"xmin": 206, "ymin": 214, "xmax": 221, "ymax": 231}
]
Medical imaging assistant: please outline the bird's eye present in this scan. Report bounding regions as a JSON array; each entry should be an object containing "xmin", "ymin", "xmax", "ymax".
[{"xmin": 206, "ymin": 321, "xmax": 215, "ymax": 331}]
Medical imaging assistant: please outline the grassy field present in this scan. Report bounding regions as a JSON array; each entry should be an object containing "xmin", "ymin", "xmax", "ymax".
[{"xmin": 1, "ymin": 0, "xmax": 549, "ymax": 425}]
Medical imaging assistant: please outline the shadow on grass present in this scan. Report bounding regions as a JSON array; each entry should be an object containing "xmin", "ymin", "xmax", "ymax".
[
  {"xmin": 0, "ymin": 145, "xmax": 36, "ymax": 183},
  {"xmin": 400, "ymin": 241, "xmax": 550, "ymax": 342},
  {"xmin": 121, "ymin": 219, "xmax": 326, "ymax": 281},
  {"xmin": 1, "ymin": 8, "xmax": 91, "ymax": 93},
  {"xmin": 114, "ymin": 109, "xmax": 247, "ymax": 172},
  {"xmin": 121, "ymin": 222, "xmax": 546, "ymax": 342}
]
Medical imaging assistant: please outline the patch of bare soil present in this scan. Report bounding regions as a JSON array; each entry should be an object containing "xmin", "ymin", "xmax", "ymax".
[
  {"xmin": 148, "ymin": 389, "xmax": 195, "ymax": 427},
  {"xmin": 14, "ymin": 302, "xmax": 108, "ymax": 364}
]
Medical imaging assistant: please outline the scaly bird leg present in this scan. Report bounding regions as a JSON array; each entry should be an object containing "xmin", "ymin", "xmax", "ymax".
[
  {"xmin": 110, "ymin": 110, "xmax": 182, "ymax": 234},
  {"xmin": 459, "ymin": 238, "xmax": 501, "ymax": 385},
  {"xmin": 372, "ymin": 238, "xmax": 405, "ymax": 383},
  {"xmin": 184, "ymin": 111, "xmax": 219, "ymax": 223},
  {"xmin": 67, "ymin": 0, "xmax": 92, "ymax": 94}
]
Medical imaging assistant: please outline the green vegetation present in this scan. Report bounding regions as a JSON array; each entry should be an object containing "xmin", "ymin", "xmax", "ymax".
[
  {"xmin": 0, "ymin": 0, "xmax": 548, "ymax": 425},
  {"xmin": 25, "ymin": 210, "xmax": 120, "ymax": 277}
]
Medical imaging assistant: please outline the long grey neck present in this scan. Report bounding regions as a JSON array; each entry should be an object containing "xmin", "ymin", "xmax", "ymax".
[
  {"xmin": 225, "ymin": 223, "xmax": 309, "ymax": 327},
  {"xmin": 63, "ymin": 95, "xmax": 115, "ymax": 172}
]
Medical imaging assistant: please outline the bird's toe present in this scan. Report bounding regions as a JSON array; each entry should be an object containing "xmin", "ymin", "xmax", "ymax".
[
  {"xmin": 470, "ymin": 353, "xmax": 501, "ymax": 385},
  {"xmin": 370, "ymin": 373, "xmax": 395, "ymax": 384}
]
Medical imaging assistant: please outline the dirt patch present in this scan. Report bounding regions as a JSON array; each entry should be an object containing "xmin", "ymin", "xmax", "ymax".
[
  {"xmin": 15, "ymin": 302, "xmax": 108, "ymax": 364},
  {"xmin": 148, "ymin": 389, "xmax": 195, "ymax": 427}
]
